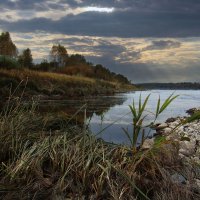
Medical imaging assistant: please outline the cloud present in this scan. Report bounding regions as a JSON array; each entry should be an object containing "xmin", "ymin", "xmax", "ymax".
[
  {"xmin": 143, "ymin": 40, "xmax": 181, "ymax": 51},
  {"xmin": 1, "ymin": 0, "xmax": 200, "ymax": 37},
  {"xmin": 87, "ymin": 55, "xmax": 200, "ymax": 83}
]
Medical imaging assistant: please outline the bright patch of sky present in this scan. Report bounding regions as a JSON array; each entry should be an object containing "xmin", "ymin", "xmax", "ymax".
[{"xmin": 84, "ymin": 7, "xmax": 114, "ymax": 13}]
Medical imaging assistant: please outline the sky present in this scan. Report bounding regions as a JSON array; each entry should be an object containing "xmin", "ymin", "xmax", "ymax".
[{"xmin": 0, "ymin": 0, "xmax": 200, "ymax": 83}]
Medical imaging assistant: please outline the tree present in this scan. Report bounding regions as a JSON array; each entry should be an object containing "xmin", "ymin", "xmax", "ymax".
[
  {"xmin": 39, "ymin": 59, "xmax": 51, "ymax": 71},
  {"xmin": 18, "ymin": 48, "xmax": 33, "ymax": 68},
  {"xmin": 50, "ymin": 44, "xmax": 68, "ymax": 67},
  {"xmin": 0, "ymin": 32, "xmax": 17, "ymax": 57},
  {"xmin": 66, "ymin": 54, "xmax": 87, "ymax": 66}
]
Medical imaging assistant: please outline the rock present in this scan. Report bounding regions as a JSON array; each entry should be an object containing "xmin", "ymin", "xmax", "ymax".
[
  {"xmin": 180, "ymin": 136, "xmax": 190, "ymax": 142},
  {"xmin": 168, "ymin": 125, "xmax": 176, "ymax": 129},
  {"xmin": 186, "ymin": 108, "xmax": 200, "ymax": 115},
  {"xmin": 179, "ymin": 140, "xmax": 196, "ymax": 156},
  {"xmin": 162, "ymin": 127, "xmax": 172, "ymax": 135},
  {"xmin": 196, "ymin": 135, "xmax": 200, "ymax": 142},
  {"xmin": 192, "ymin": 179, "xmax": 200, "ymax": 194},
  {"xmin": 176, "ymin": 126, "xmax": 184, "ymax": 133},
  {"xmin": 142, "ymin": 138, "xmax": 154, "ymax": 150},
  {"xmin": 171, "ymin": 172, "xmax": 187, "ymax": 184},
  {"xmin": 179, "ymin": 149, "xmax": 194, "ymax": 156},
  {"xmin": 155, "ymin": 123, "xmax": 168, "ymax": 130},
  {"xmin": 169, "ymin": 121, "xmax": 180, "ymax": 128},
  {"xmin": 178, "ymin": 153, "xmax": 185, "ymax": 159},
  {"xmin": 166, "ymin": 117, "xmax": 177, "ymax": 123},
  {"xmin": 166, "ymin": 135, "xmax": 172, "ymax": 141},
  {"xmin": 192, "ymin": 156, "xmax": 200, "ymax": 164}
]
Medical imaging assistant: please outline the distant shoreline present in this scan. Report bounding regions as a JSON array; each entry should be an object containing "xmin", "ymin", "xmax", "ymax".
[{"xmin": 135, "ymin": 82, "xmax": 200, "ymax": 90}]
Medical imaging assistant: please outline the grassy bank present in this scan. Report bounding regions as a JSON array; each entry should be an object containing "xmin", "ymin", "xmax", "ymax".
[
  {"xmin": 0, "ymin": 98, "xmax": 199, "ymax": 200},
  {"xmin": 0, "ymin": 68, "xmax": 136, "ymax": 99}
]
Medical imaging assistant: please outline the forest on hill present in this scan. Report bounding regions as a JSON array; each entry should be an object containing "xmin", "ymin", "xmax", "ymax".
[
  {"xmin": 0, "ymin": 32, "xmax": 131, "ymax": 85},
  {"xmin": 0, "ymin": 32, "xmax": 135, "ymax": 99}
]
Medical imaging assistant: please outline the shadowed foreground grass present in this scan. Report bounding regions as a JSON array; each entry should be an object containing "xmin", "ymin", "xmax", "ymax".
[{"xmin": 0, "ymin": 99, "xmax": 199, "ymax": 200}]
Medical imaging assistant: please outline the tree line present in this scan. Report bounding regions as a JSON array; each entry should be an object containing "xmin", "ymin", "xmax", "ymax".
[
  {"xmin": 0, "ymin": 32, "xmax": 131, "ymax": 84},
  {"xmin": 136, "ymin": 82, "xmax": 200, "ymax": 89}
]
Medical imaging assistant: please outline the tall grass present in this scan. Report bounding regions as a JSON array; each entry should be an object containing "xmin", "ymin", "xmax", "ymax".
[{"xmin": 123, "ymin": 93, "xmax": 179, "ymax": 151}]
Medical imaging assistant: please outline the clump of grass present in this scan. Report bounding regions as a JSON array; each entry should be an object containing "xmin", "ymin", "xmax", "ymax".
[{"xmin": 124, "ymin": 93, "xmax": 179, "ymax": 151}]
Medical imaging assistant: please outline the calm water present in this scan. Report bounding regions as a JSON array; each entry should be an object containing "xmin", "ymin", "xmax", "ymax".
[
  {"xmin": 89, "ymin": 90, "xmax": 200, "ymax": 145},
  {"xmin": 39, "ymin": 90, "xmax": 200, "ymax": 145}
]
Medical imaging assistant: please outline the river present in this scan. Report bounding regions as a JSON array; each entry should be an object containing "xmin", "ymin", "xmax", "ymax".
[
  {"xmin": 89, "ymin": 90, "xmax": 200, "ymax": 145},
  {"xmin": 39, "ymin": 90, "xmax": 200, "ymax": 145}
]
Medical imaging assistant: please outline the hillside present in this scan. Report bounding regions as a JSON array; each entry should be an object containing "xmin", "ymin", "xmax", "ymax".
[
  {"xmin": 0, "ymin": 32, "xmax": 136, "ymax": 99},
  {"xmin": 0, "ymin": 68, "xmax": 136, "ymax": 100}
]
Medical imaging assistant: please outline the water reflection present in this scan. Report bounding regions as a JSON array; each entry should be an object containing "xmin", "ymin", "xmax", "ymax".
[
  {"xmin": 37, "ymin": 90, "xmax": 200, "ymax": 145},
  {"xmin": 38, "ymin": 94, "xmax": 127, "ymax": 124}
]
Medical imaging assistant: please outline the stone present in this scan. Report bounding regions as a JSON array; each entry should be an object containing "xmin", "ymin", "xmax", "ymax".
[
  {"xmin": 179, "ymin": 147, "xmax": 195, "ymax": 157},
  {"xmin": 179, "ymin": 139, "xmax": 196, "ymax": 156},
  {"xmin": 142, "ymin": 138, "xmax": 154, "ymax": 150},
  {"xmin": 171, "ymin": 172, "xmax": 187, "ymax": 184},
  {"xmin": 155, "ymin": 123, "xmax": 168, "ymax": 130},
  {"xmin": 178, "ymin": 153, "xmax": 185, "ymax": 159},
  {"xmin": 186, "ymin": 108, "xmax": 200, "ymax": 115},
  {"xmin": 192, "ymin": 179, "xmax": 200, "ymax": 194},
  {"xmin": 192, "ymin": 156, "xmax": 200, "ymax": 164},
  {"xmin": 162, "ymin": 127, "xmax": 172, "ymax": 135},
  {"xmin": 166, "ymin": 135, "xmax": 172, "ymax": 141},
  {"xmin": 172, "ymin": 121, "xmax": 180, "ymax": 126},
  {"xmin": 177, "ymin": 126, "xmax": 184, "ymax": 132},
  {"xmin": 166, "ymin": 117, "xmax": 177, "ymax": 123},
  {"xmin": 196, "ymin": 135, "xmax": 200, "ymax": 142}
]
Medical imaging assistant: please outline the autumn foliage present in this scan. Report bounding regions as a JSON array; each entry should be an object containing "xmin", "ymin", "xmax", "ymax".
[{"xmin": 0, "ymin": 32, "xmax": 131, "ymax": 85}]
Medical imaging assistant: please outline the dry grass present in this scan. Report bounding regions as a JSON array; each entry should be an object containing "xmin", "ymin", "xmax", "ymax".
[
  {"xmin": 0, "ymin": 68, "xmax": 95, "ymax": 84},
  {"xmin": 0, "ymin": 98, "xmax": 199, "ymax": 200},
  {"xmin": 0, "ymin": 68, "xmax": 131, "ymax": 89},
  {"xmin": 0, "ymin": 68, "xmax": 135, "ymax": 98}
]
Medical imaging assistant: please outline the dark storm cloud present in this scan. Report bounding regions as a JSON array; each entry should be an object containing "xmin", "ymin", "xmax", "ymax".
[
  {"xmin": 143, "ymin": 40, "xmax": 181, "ymax": 51},
  {"xmin": 1, "ymin": 0, "xmax": 200, "ymax": 37},
  {"xmin": 0, "ymin": 0, "xmax": 47, "ymax": 10},
  {"xmin": 2, "ymin": 10, "xmax": 200, "ymax": 38},
  {"xmin": 63, "ymin": 0, "xmax": 200, "ymax": 13},
  {"xmin": 41, "ymin": 36, "xmax": 126, "ymax": 57}
]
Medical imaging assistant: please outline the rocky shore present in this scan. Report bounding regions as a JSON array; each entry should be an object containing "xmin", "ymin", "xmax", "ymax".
[
  {"xmin": 144, "ymin": 108, "xmax": 200, "ymax": 195},
  {"xmin": 155, "ymin": 108, "xmax": 200, "ymax": 164}
]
